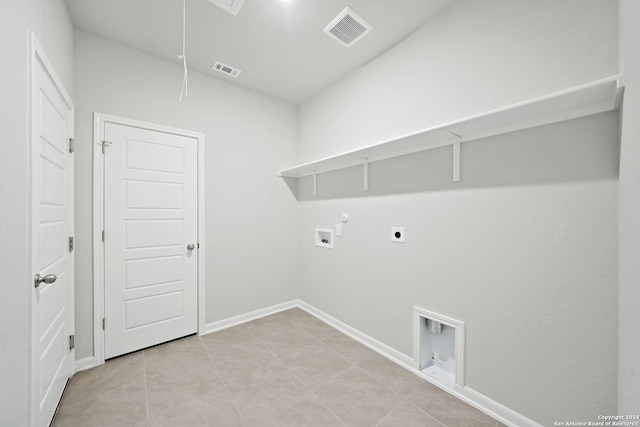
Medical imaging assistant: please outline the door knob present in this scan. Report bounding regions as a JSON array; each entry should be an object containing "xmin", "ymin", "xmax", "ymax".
[
  {"xmin": 34, "ymin": 273, "xmax": 57, "ymax": 288},
  {"xmin": 186, "ymin": 243, "xmax": 195, "ymax": 251}
]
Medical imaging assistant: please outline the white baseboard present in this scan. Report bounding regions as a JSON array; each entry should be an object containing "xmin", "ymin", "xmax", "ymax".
[
  {"xmin": 296, "ymin": 300, "xmax": 419, "ymax": 371},
  {"xmin": 296, "ymin": 300, "xmax": 540, "ymax": 427},
  {"xmin": 201, "ymin": 300, "xmax": 298, "ymax": 335},
  {"xmin": 458, "ymin": 386, "xmax": 543, "ymax": 427},
  {"xmin": 180, "ymin": 299, "xmax": 538, "ymax": 427},
  {"xmin": 74, "ymin": 356, "xmax": 96, "ymax": 373}
]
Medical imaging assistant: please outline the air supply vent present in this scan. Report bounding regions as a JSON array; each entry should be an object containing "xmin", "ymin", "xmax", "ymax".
[
  {"xmin": 323, "ymin": 7, "xmax": 372, "ymax": 47},
  {"xmin": 213, "ymin": 61, "xmax": 241, "ymax": 78}
]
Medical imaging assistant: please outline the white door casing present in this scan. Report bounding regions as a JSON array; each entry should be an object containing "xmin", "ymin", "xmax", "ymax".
[
  {"xmin": 29, "ymin": 33, "xmax": 74, "ymax": 427},
  {"xmin": 93, "ymin": 115, "xmax": 205, "ymax": 362}
]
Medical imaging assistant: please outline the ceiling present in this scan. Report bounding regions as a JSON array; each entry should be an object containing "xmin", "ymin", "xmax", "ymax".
[{"xmin": 65, "ymin": 0, "xmax": 457, "ymax": 104}]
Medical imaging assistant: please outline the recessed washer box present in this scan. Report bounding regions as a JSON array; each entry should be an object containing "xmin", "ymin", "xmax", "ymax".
[
  {"xmin": 315, "ymin": 228, "xmax": 334, "ymax": 249},
  {"xmin": 207, "ymin": 0, "xmax": 245, "ymax": 16}
]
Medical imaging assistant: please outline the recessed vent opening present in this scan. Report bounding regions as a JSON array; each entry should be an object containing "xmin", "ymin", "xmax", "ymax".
[
  {"xmin": 324, "ymin": 7, "xmax": 372, "ymax": 47},
  {"xmin": 213, "ymin": 61, "xmax": 241, "ymax": 78}
]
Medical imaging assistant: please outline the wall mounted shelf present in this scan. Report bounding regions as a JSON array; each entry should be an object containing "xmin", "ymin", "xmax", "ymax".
[{"xmin": 279, "ymin": 76, "xmax": 623, "ymax": 189}]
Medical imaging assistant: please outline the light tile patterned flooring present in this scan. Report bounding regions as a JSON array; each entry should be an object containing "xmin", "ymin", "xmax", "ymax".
[{"xmin": 52, "ymin": 308, "xmax": 505, "ymax": 426}]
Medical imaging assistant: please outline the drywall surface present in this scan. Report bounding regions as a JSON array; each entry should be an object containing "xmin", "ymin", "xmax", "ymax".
[
  {"xmin": 297, "ymin": 113, "xmax": 619, "ymax": 424},
  {"xmin": 73, "ymin": 31, "xmax": 299, "ymax": 359},
  {"xmin": 298, "ymin": 0, "xmax": 618, "ymax": 164},
  {"xmin": 618, "ymin": 0, "xmax": 640, "ymax": 414},
  {"xmin": 0, "ymin": 0, "xmax": 73, "ymax": 424},
  {"xmin": 296, "ymin": 0, "xmax": 619, "ymax": 423}
]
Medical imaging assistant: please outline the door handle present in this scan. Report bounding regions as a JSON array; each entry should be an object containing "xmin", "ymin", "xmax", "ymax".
[
  {"xmin": 186, "ymin": 243, "xmax": 195, "ymax": 251},
  {"xmin": 34, "ymin": 273, "xmax": 57, "ymax": 288}
]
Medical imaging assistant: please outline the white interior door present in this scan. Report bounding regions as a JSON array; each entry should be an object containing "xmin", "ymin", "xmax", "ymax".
[
  {"xmin": 30, "ymin": 41, "xmax": 74, "ymax": 427},
  {"xmin": 103, "ymin": 123, "xmax": 198, "ymax": 359}
]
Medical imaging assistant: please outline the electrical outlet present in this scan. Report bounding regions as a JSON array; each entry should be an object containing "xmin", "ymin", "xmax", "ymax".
[{"xmin": 391, "ymin": 227, "xmax": 405, "ymax": 243}]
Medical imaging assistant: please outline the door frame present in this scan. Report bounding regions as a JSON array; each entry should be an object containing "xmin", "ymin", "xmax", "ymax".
[
  {"xmin": 28, "ymin": 31, "xmax": 75, "ymax": 426},
  {"xmin": 92, "ymin": 113, "xmax": 206, "ymax": 366}
]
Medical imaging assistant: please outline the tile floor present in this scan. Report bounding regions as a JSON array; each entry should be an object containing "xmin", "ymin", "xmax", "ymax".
[{"xmin": 52, "ymin": 308, "xmax": 505, "ymax": 427}]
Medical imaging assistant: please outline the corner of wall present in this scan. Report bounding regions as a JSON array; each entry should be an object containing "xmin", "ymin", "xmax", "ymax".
[{"xmin": 617, "ymin": 0, "xmax": 640, "ymax": 414}]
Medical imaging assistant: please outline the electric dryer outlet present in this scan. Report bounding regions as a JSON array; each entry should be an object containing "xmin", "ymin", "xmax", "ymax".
[{"xmin": 391, "ymin": 227, "xmax": 405, "ymax": 243}]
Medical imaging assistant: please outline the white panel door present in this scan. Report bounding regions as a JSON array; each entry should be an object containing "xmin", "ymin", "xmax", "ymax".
[
  {"xmin": 103, "ymin": 123, "xmax": 198, "ymax": 359},
  {"xmin": 31, "ymin": 50, "xmax": 74, "ymax": 426}
]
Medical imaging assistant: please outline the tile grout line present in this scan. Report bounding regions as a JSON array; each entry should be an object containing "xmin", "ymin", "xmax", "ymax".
[
  {"xmin": 406, "ymin": 400, "xmax": 449, "ymax": 427},
  {"xmin": 272, "ymin": 344, "xmax": 348, "ymax": 426},
  {"xmin": 352, "ymin": 356, "xmax": 452, "ymax": 426},
  {"xmin": 292, "ymin": 316, "xmax": 390, "ymax": 427},
  {"xmin": 309, "ymin": 359, "xmax": 355, "ymax": 393},
  {"xmin": 265, "ymin": 318, "xmax": 356, "ymax": 394},
  {"xmin": 319, "ymin": 337, "xmax": 361, "ymax": 367},
  {"xmin": 199, "ymin": 336, "xmax": 249, "ymax": 427},
  {"xmin": 246, "ymin": 314, "xmax": 349, "ymax": 426},
  {"xmin": 350, "ymin": 363, "xmax": 412, "ymax": 424},
  {"xmin": 300, "ymin": 309, "xmax": 500, "ymax": 426},
  {"xmin": 273, "ymin": 350, "xmax": 347, "ymax": 427},
  {"xmin": 313, "ymin": 394, "xmax": 348, "ymax": 427},
  {"xmin": 142, "ymin": 350, "xmax": 150, "ymax": 423},
  {"xmin": 282, "ymin": 313, "xmax": 397, "ymax": 426},
  {"xmin": 56, "ymin": 310, "xmax": 494, "ymax": 426},
  {"xmin": 278, "ymin": 316, "xmax": 355, "ymax": 427},
  {"xmin": 375, "ymin": 400, "xmax": 404, "ymax": 426},
  {"xmin": 319, "ymin": 357, "xmax": 447, "ymax": 426}
]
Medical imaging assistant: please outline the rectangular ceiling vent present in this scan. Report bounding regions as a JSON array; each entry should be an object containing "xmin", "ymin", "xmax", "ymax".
[
  {"xmin": 213, "ymin": 61, "xmax": 241, "ymax": 78},
  {"xmin": 324, "ymin": 7, "xmax": 372, "ymax": 47},
  {"xmin": 207, "ymin": 0, "xmax": 245, "ymax": 16}
]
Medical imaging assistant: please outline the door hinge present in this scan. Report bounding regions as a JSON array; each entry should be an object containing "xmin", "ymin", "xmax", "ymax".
[
  {"xmin": 101, "ymin": 140, "xmax": 112, "ymax": 154},
  {"xmin": 68, "ymin": 236, "xmax": 74, "ymax": 252},
  {"xmin": 69, "ymin": 335, "xmax": 75, "ymax": 350},
  {"xmin": 102, "ymin": 230, "xmax": 105, "ymax": 242},
  {"xmin": 102, "ymin": 318, "xmax": 105, "ymax": 330},
  {"xmin": 69, "ymin": 138, "xmax": 75, "ymax": 153}
]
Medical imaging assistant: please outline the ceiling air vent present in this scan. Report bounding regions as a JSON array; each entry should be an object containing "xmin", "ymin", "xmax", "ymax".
[
  {"xmin": 323, "ymin": 7, "xmax": 372, "ymax": 47},
  {"xmin": 213, "ymin": 61, "xmax": 241, "ymax": 78}
]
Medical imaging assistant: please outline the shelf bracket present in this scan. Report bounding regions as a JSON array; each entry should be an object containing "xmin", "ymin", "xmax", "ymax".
[
  {"xmin": 313, "ymin": 170, "xmax": 318, "ymax": 196},
  {"xmin": 363, "ymin": 159, "xmax": 369, "ymax": 192},
  {"xmin": 449, "ymin": 132, "xmax": 461, "ymax": 183}
]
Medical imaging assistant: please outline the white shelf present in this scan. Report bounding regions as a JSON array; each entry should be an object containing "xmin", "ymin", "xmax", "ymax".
[{"xmin": 279, "ymin": 76, "xmax": 623, "ymax": 180}]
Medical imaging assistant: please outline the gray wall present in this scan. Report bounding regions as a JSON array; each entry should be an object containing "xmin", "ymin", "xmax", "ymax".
[
  {"xmin": 73, "ymin": 31, "xmax": 300, "ymax": 359},
  {"xmin": 0, "ymin": 0, "xmax": 74, "ymax": 424},
  {"xmin": 0, "ymin": 0, "xmax": 629, "ymax": 424},
  {"xmin": 296, "ymin": 0, "xmax": 619, "ymax": 424},
  {"xmin": 298, "ymin": 0, "xmax": 618, "ymax": 163},
  {"xmin": 618, "ymin": 0, "xmax": 640, "ymax": 414},
  {"xmin": 297, "ymin": 114, "xmax": 619, "ymax": 424}
]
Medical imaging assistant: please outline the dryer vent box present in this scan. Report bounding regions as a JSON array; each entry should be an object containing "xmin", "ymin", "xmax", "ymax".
[{"xmin": 414, "ymin": 307, "xmax": 465, "ymax": 389}]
